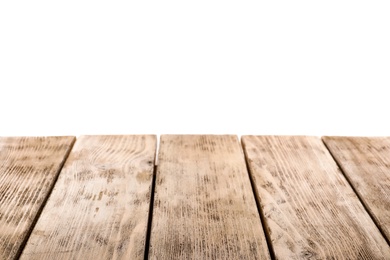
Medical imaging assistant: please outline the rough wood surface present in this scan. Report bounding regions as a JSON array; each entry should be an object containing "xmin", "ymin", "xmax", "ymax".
[
  {"xmin": 323, "ymin": 136, "xmax": 390, "ymax": 244},
  {"xmin": 242, "ymin": 136, "xmax": 390, "ymax": 259},
  {"xmin": 21, "ymin": 135, "xmax": 156, "ymax": 260},
  {"xmin": 0, "ymin": 136, "xmax": 75, "ymax": 260},
  {"xmin": 148, "ymin": 135, "xmax": 270, "ymax": 259}
]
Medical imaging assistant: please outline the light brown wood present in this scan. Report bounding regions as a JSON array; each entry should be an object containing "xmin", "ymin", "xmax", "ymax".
[
  {"xmin": 323, "ymin": 136, "xmax": 390, "ymax": 244},
  {"xmin": 148, "ymin": 135, "xmax": 270, "ymax": 259},
  {"xmin": 0, "ymin": 136, "xmax": 75, "ymax": 260},
  {"xmin": 242, "ymin": 136, "xmax": 390, "ymax": 259},
  {"xmin": 21, "ymin": 135, "xmax": 156, "ymax": 260}
]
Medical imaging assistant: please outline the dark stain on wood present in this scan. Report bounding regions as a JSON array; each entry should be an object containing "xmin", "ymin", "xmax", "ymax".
[
  {"xmin": 0, "ymin": 136, "xmax": 75, "ymax": 260},
  {"xmin": 242, "ymin": 135, "xmax": 390, "ymax": 259},
  {"xmin": 323, "ymin": 136, "xmax": 390, "ymax": 244},
  {"xmin": 20, "ymin": 135, "xmax": 157, "ymax": 260},
  {"xmin": 148, "ymin": 135, "xmax": 271, "ymax": 259}
]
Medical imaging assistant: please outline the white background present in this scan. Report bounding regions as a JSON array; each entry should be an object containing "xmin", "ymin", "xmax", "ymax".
[{"xmin": 1, "ymin": 1, "xmax": 389, "ymax": 137}]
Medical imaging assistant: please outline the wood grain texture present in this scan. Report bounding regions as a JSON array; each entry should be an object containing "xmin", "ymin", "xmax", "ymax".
[
  {"xmin": 21, "ymin": 135, "xmax": 156, "ymax": 260},
  {"xmin": 0, "ymin": 136, "xmax": 75, "ymax": 260},
  {"xmin": 323, "ymin": 136, "xmax": 390, "ymax": 244},
  {"xmin": 148, "ymin": 135, "xmax": 270, "ymax": 260},
  {"xmin": 242, "ymin": 136, "xmax": 390, "ymax": 259}
]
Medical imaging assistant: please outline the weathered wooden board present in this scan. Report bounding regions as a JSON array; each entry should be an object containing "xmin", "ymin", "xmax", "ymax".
[
  {"xmin": 0, "ymin": 136, "xmax": 75, "ymax": 260},
  {"xmin": 148, "ymin": 135, "xmax": 270, "ymax": 259},
  {"xmin": 21, "ymin": 135, "xmax": 156, "ymax": 260},
  {"xmin": 242, "ymin": 136, "xmax": 390, "ymax": 259},
  {"xmin": 323, "ymin": 136, "xmax": 390, "ymax": 244}
]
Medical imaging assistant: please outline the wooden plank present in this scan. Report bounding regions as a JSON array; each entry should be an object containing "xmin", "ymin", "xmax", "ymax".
[
  {"xmin": 0, "ymin": 136, "xmax": 75, "ymax": 260},
  {"xmin": 21, "ymin": 135, "xmax": 156, "ymax": 260},
  {"xmin": 242, "ymin": 136, "xmax": 390, "ymax": 259},
  {"xmin": 148, "ymin": 135, "xmax": 270, "ymax": 259},
  {"xmin": 323, "ymin": 136, "xmax": 390, "ymax": 244}
]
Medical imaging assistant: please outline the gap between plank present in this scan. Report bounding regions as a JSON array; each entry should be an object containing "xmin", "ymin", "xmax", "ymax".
[
  {"xmin": 240, "ymin": 138, "xmax": 276, "ymax": 260},
  {"xmin": 154, "ymin": 135, "xmax": 160, "ymax": 166},
  {"xmin": 16, "ymin": 137, "xmax": 77, "ymax": 259},
  {"xmin": 322, "ymin": 138, "xmax": 390, "ymax": 246},
  {"xmin": 144, "ymin": 164, "xmax": 157, "ymax": 260}
]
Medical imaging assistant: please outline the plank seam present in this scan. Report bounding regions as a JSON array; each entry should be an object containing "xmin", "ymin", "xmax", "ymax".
[
  {"xmin": 241, "ymin": 138, "xmax": 276, "ymax": 260},
  {"xmin": 322, "ymin": 137, "xmax": 390, "ymax": 246},
  {"xmin": 144, "ymin": 165, "xmax": 157, "ymax": 260},
  {"xmin": 16, "ymin": 137, "xmax": 77, "ymax": 259}
]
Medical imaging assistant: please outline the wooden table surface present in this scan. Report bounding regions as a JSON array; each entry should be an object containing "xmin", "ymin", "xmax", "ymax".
[{"xmin": 0, "ymin": 135, "xmax": 389, "ymax": 260}]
